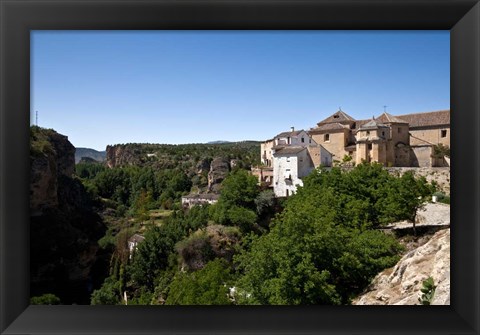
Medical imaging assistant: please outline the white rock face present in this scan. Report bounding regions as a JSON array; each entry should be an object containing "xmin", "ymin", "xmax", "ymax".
[{"xmin": 353, "ymin": 228, "xmax": 450, "ymax": 305}]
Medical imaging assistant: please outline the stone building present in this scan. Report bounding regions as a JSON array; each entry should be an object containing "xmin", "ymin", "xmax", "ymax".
[
  {"xmin": 309, "ymin": 109, "xmax": 450, "ymax": 167},
  {"xmin": 254, "ymin": 127, "xmax": 332, "ymax": 197},
  {"xmin": 261, "ymin": 128, "xmax": 314, "ymax": 168},
  {"xmin": 255, "ymin": 109, "xmax": 449, "ymax": 197},
  {"xmin": 181, "ymin": 193, "xmax": 220, "ymax": 208}
]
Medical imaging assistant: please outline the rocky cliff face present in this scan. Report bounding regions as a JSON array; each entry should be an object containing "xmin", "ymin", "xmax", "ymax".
[
  {"xmin": 208, "ymin": 157, "xmax": 230, "ymax": 193},
  {"xmin": 353, "ymin": 228, "xmax": 450, "ymax": 305},
  {"xmin": 30, "ymin": 130, "xmax": 75, "ymax": 215},
  {"xmin": 106, "ymin": 144, "xmax": 143, "ymax": 168},
  {"xmin": 30, "ymin": 127, "xmax": 106, "ymax": 304}
]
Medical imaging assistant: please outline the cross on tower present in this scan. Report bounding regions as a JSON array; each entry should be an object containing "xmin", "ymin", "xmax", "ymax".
[{"xmin": 383, "ymin": 105, "xmax": 388, "ymax": 113}]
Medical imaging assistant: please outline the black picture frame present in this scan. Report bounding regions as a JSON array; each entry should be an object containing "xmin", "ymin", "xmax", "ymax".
[{"xmin": 1, "ymin": 0, "xmax": 479, "ymax": 334}]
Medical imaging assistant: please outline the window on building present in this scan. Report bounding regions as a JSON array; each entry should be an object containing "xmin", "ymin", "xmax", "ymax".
[
  {"xmin": 301, "ymin": 137, "xmax": 305, "ymax": 143},
  {"xmin": 368, "ymin": 143, "xmax": 372, "ymax": 150},
  {"xmin": 324, "ymin": 134, "xmax": 330, "ymax": 142},
  {"xmin": 366, "ymin": 130, "xmax": 370, "ymax": 135},
  {"xmin": 441, "ymin": 130, "xmax": 447, "ymax": 138},
  {"xmin": 398, "ymin": 127, "xmax": 402, "ymax": 133},
  {"xmin": 382, "ymin": 131, "xmax": 385, "ymax": 137}
]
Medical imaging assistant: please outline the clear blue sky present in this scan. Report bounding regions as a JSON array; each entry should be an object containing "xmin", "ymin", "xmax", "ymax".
[{"xmin": 31, "ymin": 30, "xmax": 449, "ymax": 151}]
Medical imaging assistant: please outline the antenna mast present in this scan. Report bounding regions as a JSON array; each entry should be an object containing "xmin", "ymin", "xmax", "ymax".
[{"xmin": 36, "ymin": 110, "xmax": 38, "ymax": 126}]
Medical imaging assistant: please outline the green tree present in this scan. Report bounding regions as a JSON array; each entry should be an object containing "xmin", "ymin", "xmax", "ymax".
[
  {"xmin": 379, "ymin": 171, "xmax": 435, "ymax": 235},
  {"xmin": 218, "ymin": 169, "xmax": 259, "ymax": 209},
  {"xmin": 90, "ymin": 276, "xmax": 121, "ymax": 305},
  {"xmin": 166, "ymin": 259, "xmax": 233, "ymax": 305},
  {"xmin": 210, "ymin": 169, "xmax": 260, "ymax": 228},
  {"xmin": 128, "ymin": 225, "xmax": 178, "ymax": 290},
  {"xmin": 30, "ymin": 293, "xmax": 61, "ymax": 305},
  {"xmin": 432, "ymin": 144, "xmax": 450, "ymax": 159},
  {"xmin": 227, "ymin": 206, "xmax": 258, "ymax": 233},
  {"xmin": 235, "ymin": 164, "xmax": 404, "ymax": 305}
]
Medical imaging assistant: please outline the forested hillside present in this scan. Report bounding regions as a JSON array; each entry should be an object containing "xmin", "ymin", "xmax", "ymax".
[
  {"xmin": 105, "ymin": 142, "xmax": 260, "ymax": 169},
  {"xmin": 86, "ymin": 162, "xmax": 436, "ymax": 305},
  {"xmin": 31, "ymin": 126, "xmax": 440, "ymax": 305}
]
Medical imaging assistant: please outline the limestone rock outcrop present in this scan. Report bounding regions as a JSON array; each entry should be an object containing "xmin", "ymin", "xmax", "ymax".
[
  {"xmin": 178, "ymin": 225, "xmax": 241, "ymax": 271},
  {"xmin": 30, "ymin": 131, "xmax": 75, "ymax": 215},
  {"xmin": 106, "ymin": 144, "xmax": 143, "ymax": 168},
  {"xmin": 30, "ymin": 127, "xmax": 106, "ymax": 304},
  {"xmin": 207, "ymin": 157, "xmax": 230, "ymax": 193},
  {"xmin": 353, "ymin": 228, "xmax": 450, "ymax": 305},
  {"xmin": 196, "ymin": 158, "xmax": 211, "ymax": 174}
]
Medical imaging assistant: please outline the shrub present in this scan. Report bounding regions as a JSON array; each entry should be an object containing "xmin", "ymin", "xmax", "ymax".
[
  {"xmin": 30, "ymin": 293, "xmax": 61, "ymax": 305},
  {"xmin": 90, "ymin": 276, "xmax": 121, "ymax": 305},
  {"xmin": 166, "ymin": 259, "xmax": 233, "ymax": 305},
  {"xmin": 418, "ymin": 277, "xmax": 436, "ymax": 305}
]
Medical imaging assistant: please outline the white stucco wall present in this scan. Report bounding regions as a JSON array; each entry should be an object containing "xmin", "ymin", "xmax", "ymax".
[
  {"xmin": 274, "ymin": 130, "xmax": 314, "ymax": 147},
  {"xmin": 273, "ymin": 149, "xmax": 315, "ymax": 197}
]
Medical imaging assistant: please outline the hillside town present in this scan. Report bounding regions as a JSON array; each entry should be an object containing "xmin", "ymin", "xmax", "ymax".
[
  {"xmin": 29, "ymin": 109, "xmax": 451, "ymax": 306},
  {"xmin": 252, "ymin": 109, "xmax": 450, "ymax": 197}
]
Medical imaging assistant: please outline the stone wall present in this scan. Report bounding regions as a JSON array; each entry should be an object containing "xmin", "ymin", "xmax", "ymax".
[
  {"xmin": 387, "ymin": 167, "xmax": 450, "ymax": 195},
  {"xmin": 410, "ymin": 145, "xmax": 433, "ymax": 167},
  {"xmin": 410, "ymin": 127, "xmax": 450, "ymax": 146},
  {"xmin": 311, "ymin": 130, "xmax": 348, "ymax": 161}
]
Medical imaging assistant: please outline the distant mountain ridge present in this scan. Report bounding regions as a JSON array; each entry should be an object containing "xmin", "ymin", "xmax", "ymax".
[
  {"xmin": 75, "ymin": 147, "xmax": 106, "ymax": 164},
  {"xmin": 207, "ymin": 140, "xmax": 232, "ymax": 144}
]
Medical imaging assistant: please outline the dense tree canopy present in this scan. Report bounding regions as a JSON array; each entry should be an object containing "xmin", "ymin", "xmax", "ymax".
[
  {"xmin": 86, "ymin": 161, "xmax": 436, "ymax": 306},
  {"xmin": 234, "ymin": 163, "xmax": 434, "ymax": 304},
  {"xmin": 166, "ymin": 259, "xmax": 233, "ymax": 305},
  {"xmin": 210, "ymin": 169, "xmax": 260, "ymax": 232}
]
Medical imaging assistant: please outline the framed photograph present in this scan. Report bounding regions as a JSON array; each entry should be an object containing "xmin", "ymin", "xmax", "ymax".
[{"xmin": 1, "ymin": 0, "xmax": 479, "ymax": 334}]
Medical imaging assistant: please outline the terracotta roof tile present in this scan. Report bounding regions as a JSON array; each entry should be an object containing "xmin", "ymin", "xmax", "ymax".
[
  {"xmin": 309, "ymin": 123, "xmax": 349, "ymax": 133},
  {"xmin": 273, "ymin": 146, "xmax": 306, "ymax": 155},
  {"xmin": 275, "ymin": 130, "xmax": 306, "ymax": 138},
  {"xmin": 376, "ymin": 112, "xmax": 408, "ymax": 124},
  {"xmin": 317, "ymin": 110, "xmax": 355, "ymax": 125},
  {"xmin": 358, "ymin": 119, "xmax": 389, "ymax": 130},
  {"xmin": 395, "ymin": 110, "xmax": 450, "ymax": 128}
]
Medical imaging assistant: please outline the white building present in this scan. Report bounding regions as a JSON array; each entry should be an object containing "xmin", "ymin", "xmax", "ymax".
[
  {"xmin": 181, "ymin": 193, "xmax": 219, "ymax": 208},
  {"xmin": 128, "ymin": 234, "xmax": 145, "ymax": 259},
  {"xmin": 259, "ymin": 127, "xmax": 333, "ymax": 197},
  {"xmin": 274, "ymin": 128, "xmax": 313, "ymax": 146},
  {"xmin": 262, "ymin": 128, "xmax": 314, "ymax": 167},
  {"xmin": 273, "ymin": 146, "xmax": 313, "ymax": 197}
]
